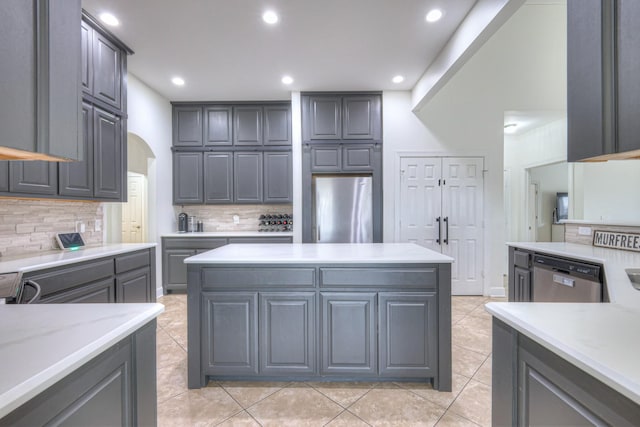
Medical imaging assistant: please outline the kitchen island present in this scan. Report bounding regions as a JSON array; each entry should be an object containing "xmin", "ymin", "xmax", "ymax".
[
  {"xmin": 488, "ymin": 242, "xmax": 640, "ymax": 426},
  {"xmin": 185, "ymin": 243, "xmax": 453, "ymax": 390},
  {"xmin": 0, "ymin": 303, "xmax": 163, "ymax": 425}
]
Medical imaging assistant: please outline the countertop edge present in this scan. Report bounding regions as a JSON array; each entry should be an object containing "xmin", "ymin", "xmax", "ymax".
[
  {"xmin": 0, "ymin": 303, "xmax": 164, "ymax": 419},
  {"xmin": 485, "ymin": 302, "xmax": 640, "ymax": 405}
]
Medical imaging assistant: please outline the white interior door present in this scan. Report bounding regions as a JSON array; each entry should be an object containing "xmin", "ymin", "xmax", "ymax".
[
  {"xmin": 398, "ymin": 156, "xmax": 484, "ymax": 295},
  {"xmin": 399, "ymin": 157, "xmax": 442, "ymax": 252},
  {"xmin": 442, "ymin": 158, "xmax": 484, "ymax": 295},
  {"xmin": 122, "ymin": 173, "xmax": 146, "ymax": 243}
]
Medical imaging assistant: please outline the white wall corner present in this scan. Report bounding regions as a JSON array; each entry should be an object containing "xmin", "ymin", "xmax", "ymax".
[
  {"xmin": 411, "ymin": 0, "xmax": 526, "ymax": 111},
  {"xmin": 489, "ymin": 285, "xmax": 507, "ymax": 298}
]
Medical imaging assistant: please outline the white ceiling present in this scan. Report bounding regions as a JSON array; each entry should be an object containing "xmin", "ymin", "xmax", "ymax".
[{"xmin": 81, "ymin": 0, "xmax": 477, "ymax": 101}]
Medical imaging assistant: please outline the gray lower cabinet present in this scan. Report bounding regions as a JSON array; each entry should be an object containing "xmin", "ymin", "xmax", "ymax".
[
  {"xmin": 21, "ymin": 248, "xmax": 156, "ymax": 304},
  {"xmin": 263, "ymin": 152, "xmax": 292, "ymax": 203},
  {"xmin": 1, "ymin": 321, "xmax": 157, "ymax": 426},
  {"xmin": 378, "ymin": 292, "xmax": 436, "ymax": 377},
  {"xmin": 164, "ymin": 249, "xmax": 196, "ymax": 292},
  {"xmin": 513, "ymin": 267, "xmax": 531, "ymax": 302},
  {"xmin": 260, "ymin": 292, "xmax": 316, "ymax": 375},
  {"xmin": 203, "ymin": 292, "xmax": 259, "ymax": 375},
  {"xmin": 508, "ymin": 247, "xmax": 533, "ymax": 302},
  {"xmin": 321, "ymin": 292, "xmax": 376, "ymax": 375},
  {"xmin": 492, "ymin": 318, "xmax": 640, "ymax": 426},
  {"xmin": 234, "ymin": 152, "xmax": 263, "ymax": 203}
]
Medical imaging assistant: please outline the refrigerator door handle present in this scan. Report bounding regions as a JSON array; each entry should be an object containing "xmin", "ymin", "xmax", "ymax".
[
  {"xmin": 436, "ymin": 217, "xmax": 441, "ymax": 244},
  {"xmin": 444, "ymin": 216, "xmax": 449, "ymax": 245}
]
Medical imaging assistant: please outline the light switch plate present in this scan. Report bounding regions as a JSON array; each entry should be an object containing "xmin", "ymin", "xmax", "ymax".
[{"xmin": 578, "ymin": 226, "xmax": 592, "ymax": 236}]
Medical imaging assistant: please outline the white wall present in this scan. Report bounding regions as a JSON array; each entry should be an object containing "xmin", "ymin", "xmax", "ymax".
[
  {"xmin": 383, "ymin": 3, "xmax": 566, "ymax": 295},
  {"xmin": 127, "ymin": 74, "xmax": 173, "ymax": 296}
]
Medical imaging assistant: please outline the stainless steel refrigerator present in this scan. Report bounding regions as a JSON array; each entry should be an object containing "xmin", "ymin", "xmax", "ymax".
[{"xmin": 312, "ymin": 175, "xmax": 373, "ymax": 243}]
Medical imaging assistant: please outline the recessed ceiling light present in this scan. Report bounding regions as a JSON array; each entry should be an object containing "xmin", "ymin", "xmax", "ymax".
[
  {"xmin": 99, "ymin": 12, "xmax": 120, "ymax": 27},
  {"xmin": 281, "ymin": 75, "xmax": 294, "ymax": 85},
  {"xmin": 425, "ymin": 9, "xmax": 443, "ymax": 23},
  {"xmin": 392, "ymin": 75, "xmax": 405, "ymax": 84},
  {"xmin": 504, "ymin": 123, "xmax": 518, "ymax": 134},
  {"xmin": 262, "ymin": 10, "xmax": 279, "ymax": 25},
  {"xmin": 171, "ymin": 77, "xmax": 185, "ymax": 86}
]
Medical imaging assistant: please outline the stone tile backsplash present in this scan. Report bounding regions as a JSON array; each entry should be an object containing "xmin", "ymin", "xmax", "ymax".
[
  {"xmin": 0, "ymin": 199, "xmax": 103, "ymax": 257},
  {"xmin": 172, "ymin": 204, "xmax": 293, "ymax": 232},
  {"xmin": 564, "ymin": 222, "xmax": 640, "ymax": 245}
]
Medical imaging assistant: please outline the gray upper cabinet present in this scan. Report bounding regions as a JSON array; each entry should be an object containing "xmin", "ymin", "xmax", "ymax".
[
  {"xmin": 173, "ymin": 152, "xmax": 204, "ymax": 204},
  {"xmin": 343, "ymin": 145, "xmax": 374, "ymax": 170},
  {"xmin": 567, "ymin": 0, "xmax": 640, "ymax": 161},
  {"xmin": 204, "ymin": 106, "xmax": 233, "ymax": 146},
  {"xmin": 174, "ymin": 107, "xmax": 203, "ymax": 147},
  {"xmin": 60, "ymin": 102, "xmax": 94, "ymax": 198},
  {"xmin": 343, "ymin": 96, "xmax": 380, "ymax": 140},
  {"xmin": 92, "ymin": 31, "xmax": 122, "ymax": 110},
  {"xmin": 81, "ymin": 20, "xmax": 93, "ymax": 95},
  {"xmin": 310, "ymin": 146, "xmax": 341, "ymax": 172},
  {"xmin": 264, "ymin": 105, "xmax": 292, "ymax": 146},
  {"xmin": 302, "ymin": 93, "xmax": 382, "ymax": 143},
  {"xmin": 0, "ymin": 0, "xmax": 82, "ymax": 161},
  {"xmin": 93, "ymin": 108, "xmax": 123, "ymax": 199},
  {"xmin": 234, "ymin": 106, "xmax": 263, "ymax": 145},
  {"xmin": 204, "ymin": 152, "xmax": 233, "ymax": 203},
  {"xmin": 234, "ymin": 152, "xmax": 263, "ymax": 203},
  {"xmin": 263, "ymin": 152, "xmax": 292, "ymax": 203},
  {"xmin": 9, "ymin": 161, "xmax": 58, "ymax": 196}
]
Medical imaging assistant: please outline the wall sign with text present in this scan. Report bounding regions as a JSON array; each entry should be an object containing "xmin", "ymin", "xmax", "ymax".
[{"xmin": 593, "ymin": 230, "xmax": 640, "ymax": 252}]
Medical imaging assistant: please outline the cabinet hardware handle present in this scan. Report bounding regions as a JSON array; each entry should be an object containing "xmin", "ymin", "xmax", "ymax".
[
  {"xmin": 436, "ymin": 217, "xmax": 441, "ymax": 244},
  {"xmin": 444, "ymin": 217, "xmax": 449, "ymax": 245}
]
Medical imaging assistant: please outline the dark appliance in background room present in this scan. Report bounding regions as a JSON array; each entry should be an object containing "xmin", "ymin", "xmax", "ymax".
[
  {"xmin": 259, "ymin": 214, "xmax": 293, "ymax": 232},
  {"xmin": 554, "ymin": 192, "xmax": 569, "ymax": 223},
  {"xmin": 312, "ymin": 175, "xmax": 373, "ymax": 243},
  {"xmin": 0, "ymin": 273, "xmax": 41, "ymax": 304}
]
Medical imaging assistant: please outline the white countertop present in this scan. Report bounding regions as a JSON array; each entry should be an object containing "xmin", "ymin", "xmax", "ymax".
[
  {"xmin": 0, "ymin": 243, "xmax": 156, "ymax": 274},
  {"xmin": 486, "ymin": 242, "xmax": 640, "ymax": 405},
  {"xmin": 162, "ymin": 231, "xmax": 293, "ymax": 238},
  {"xmin": 0, "ymin": 303, "xmax": 164, "ymax": 418},
  {"xmin": 184, "ymin": 243, "xmax": 454, "ymax": 264}
]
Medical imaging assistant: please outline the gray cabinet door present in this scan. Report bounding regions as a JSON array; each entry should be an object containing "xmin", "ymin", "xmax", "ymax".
[
  {"xmin": 306, "ymin": 96, "xmax": 341, "ymax": 140},
  {"xmin": 0, "ymin": 161, "xmax": 9, "ymax": 192},
  {"xmin": 320, "ymin": 292, "xmax": 376, "ymax": 375},
  {"xmin": 203, "ymin": 292, "xmax": 259, "ymax": 375},
  {"xmin": 310, "ymin": 146, "xmax": 341, "ymax": 172},
  {"xmin": 204, "ymin": 152, "xmax": 233, "ymax": 203},
  {"xmin": 259, "ymin": 292, "xmax": 316, "ymax": 375},
  {"xmin": 234, "ymin": 152, "xmax": 263, "ymax": 203},
  {"xmin": 342, "ymin": 145, "xmax": 373, "ymax": 170},
  {"xmin": 9, "ymin": 161, "xmax": 58, "ymax": 195},
  {"xmin": 514, "ymin": 267, "xmax": 531, "ymax": 302},
  {"xmin": 343, "ymin": 96, "xmax": 380, "ymax": 140},
  {"xmin": 80, "ymin": 20, "xmax": 93, "ymax": 96},
  {"xmin": 616, "ymin": 0, "xmax": 640, "ymax": 154},
  {"xmin": 264, "ymin": 105, "xmax": 291, "ymax": 146},
  {"xmin": 263, "ymin": 152, "xmax": 292, "ymax": 203},
  {"xmin": 0, "ymin": 0, "xmax": 82, "ymax": 160},
  {"xmin": 59, "ymin": 102, "xmax": 94, "ymax": 197},
  {"xmin": 204, "ymin": 106, "xmax": 233, "ymax": 146},
  {"xmin": 173, "ymin": 106, "xmax": 203, "ymax": 146},
  {"xmin": 92, "ymin": 30, "xmax": 122, "ymax": 110},
  {"xmin": 116, "ymin": 267, "xmax": 151, "ymax": 303},
  {"xmin": 39, "ymin": 278, "xmax": 115, "ymax": 304},
  {"xmin": 378, "ymin": 292, "xmax": 436, "ymax": 377},
  {"xmin": 234, "ymin": 106, "xmax": 263, "ymax": 145},
  {"xmin": 163, "ymin": 248, "xmax": 195, "ymax": 292},
  {"xmin": 93, "ymin": 108, "xmax": 122, "ymax": 199},
  {"xmin": 173, "ymin": 152, "xmax": 204, "ymax": 204},
  {"xmin": 567, "ymin": 0, "xmax": 612, "ymax": 161}
]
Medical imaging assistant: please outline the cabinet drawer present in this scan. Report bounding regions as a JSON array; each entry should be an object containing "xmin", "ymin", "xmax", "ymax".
[
  {"xmin": 320, "ymin": 268, "xmax": 436, "ymax": 288},
  {"xmin": 115, "ymin": 250, "xmax": 150, "ymax": 274},
  {"xmin": 202, "ymin": 268, "xmax": 315, "ymax": 288},
  {"xmin": 163, "ymin": 237, "xmax": 228, "ymax": 250},
  {"xmin": 514, "ymin": 250, "xmax": 531, "ymax": 268},
  {"xmin": 25, "ymin": 259, "xmax": 114, "ymax": 297}
]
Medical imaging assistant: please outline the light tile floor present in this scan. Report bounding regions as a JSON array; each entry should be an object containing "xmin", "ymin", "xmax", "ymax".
[{"xmin": 156, "ymin": 294, "xmax": 499, "ymax": 427}]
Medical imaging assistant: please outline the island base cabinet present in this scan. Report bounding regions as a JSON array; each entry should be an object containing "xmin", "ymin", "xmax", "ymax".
[
  {"xmin": 493, "ymin": 318, "xmax": 640, "ymax": 427},
  {"xmin": 321, "ymin": 293, "xmax": 376, "ymax": 375},
  {"xmin": 203, "ymin": 292, "xmax": 259, "ymax": 376},
  {"xmin": 260, "ymin": 293, "xmax": 316, "ymax": 375},
  {"xmin": 0, "ymin": 321, "xmax": 157, "ymax": 427},
  {"xmin": 378, "ymin": 293, "xmax": 437, "ymax": 378}
]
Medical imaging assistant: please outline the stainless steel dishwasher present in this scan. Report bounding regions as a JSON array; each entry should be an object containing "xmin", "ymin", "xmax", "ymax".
[{"xmin": 532, "ymin": 254, "xmax": 603, "ymax": 302}]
